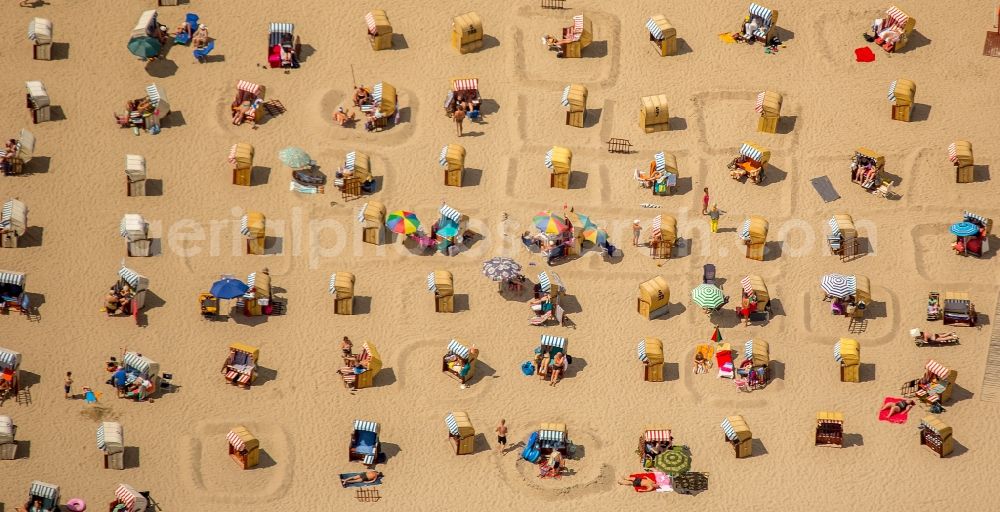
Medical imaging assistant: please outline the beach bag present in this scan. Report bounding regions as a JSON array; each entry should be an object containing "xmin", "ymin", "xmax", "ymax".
[{"xmin": 521, "ymin": 361, "xmax": 535, "ymax": 376}]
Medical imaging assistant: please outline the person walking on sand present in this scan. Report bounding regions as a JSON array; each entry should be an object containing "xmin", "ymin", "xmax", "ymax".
[
  {"xmin": 702, "ymin": 187, "xmax": 710, "ymax": 215},
  {"xmin": 709, "ymin": 204, "xmax": 722, "ymax": 233},
  {"xmin": 453, "ymin": 108, "xmax": 466, "ymax": 136},
  {"xmin": 632, "ymin": 220, "xmax": 642, "ymax": 246},
  {"xmin": 496, "ymin": 419, "xmax": 508, "ymax": 455},
  {"xmin": 64, "ymin": 371, "xmax": 73, "ymax": 399}
]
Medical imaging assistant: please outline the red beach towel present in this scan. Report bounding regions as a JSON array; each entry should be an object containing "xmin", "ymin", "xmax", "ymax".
[
  {"xmin": 855, "ymin": 47, "xmax": 875, "ymax": 62},
  {"xmin": 879, "ymin": 396, "xmax": 910, "ymax": 424}
]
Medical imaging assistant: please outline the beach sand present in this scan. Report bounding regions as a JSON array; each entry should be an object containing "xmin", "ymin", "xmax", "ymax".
[{"xmin": 1, "ymin": 0, "xmax": 999, "ymax": 510}]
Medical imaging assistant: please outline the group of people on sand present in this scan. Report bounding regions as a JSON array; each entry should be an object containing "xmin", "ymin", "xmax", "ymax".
[
  {"xmin": 104, "ymin": 283, "xmax": 135, "ymax": 316},
  {"xmin": 533, "ymin": 348, "xmax": 567, "ymax": 386},
  {"xmin": 174, "ymin": 21, "xmax": 210, "ymax": 48},
  {"xmin": 106, "ymin": 356, "xmax": 154, "ymax": 401},
  {"xmin": 341, "ymin": 85, "xmax": 387, "ymax": 131}
]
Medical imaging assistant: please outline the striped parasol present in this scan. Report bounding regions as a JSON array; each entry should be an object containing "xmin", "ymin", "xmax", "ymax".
[
  {"xmin": 949, "ymin": 222, "xmax": 979, "ymax": 237},
  {"xmin": 482, "ymin": 257, "xmax": 521, "ymax": 281},
  {"xmin": 691, "ymin": 284, "xmax": 725, "ymax": 310},
  {"xmin": 386, "ymin": 211, "xmax": 420, "ymax": 234},
  {"xmin": 820, "ymin": 273, "xmax": 856, "ymax": 299},
  {"xmin": 653, "ymin": 446, "xmax": 691, "ymax": 476}
]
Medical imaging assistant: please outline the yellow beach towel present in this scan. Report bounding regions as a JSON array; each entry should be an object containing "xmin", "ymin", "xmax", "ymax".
[{"xmin": 719, "ymin": 32, "xmax": 736, "ymax": 44}]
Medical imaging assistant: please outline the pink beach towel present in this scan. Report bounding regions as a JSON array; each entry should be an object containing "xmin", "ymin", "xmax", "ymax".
[
  {"xmin": 879, "ymin": 396, "xmax": 910, "ymax": 424},
  {"xmin": 855, "ymin": 47, "xmax": 875, "ymax": 62}
]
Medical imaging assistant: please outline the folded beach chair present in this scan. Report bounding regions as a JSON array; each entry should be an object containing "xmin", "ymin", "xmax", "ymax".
[
  {"xmin": 717, "ymin": 349, "xmax": 734, "ymax": 378},
  {"xmin": 194, "ymin": 39, "xmax": 215, "ymax": 63},
  {"xmin": 703, "ymin": 264, "xmax": 716, "ymax": 285}
]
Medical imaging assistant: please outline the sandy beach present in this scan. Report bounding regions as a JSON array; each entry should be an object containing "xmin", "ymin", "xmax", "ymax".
[{"xmin": 2, "ymin": 0, "xmax": 1000, "ymax": 510}]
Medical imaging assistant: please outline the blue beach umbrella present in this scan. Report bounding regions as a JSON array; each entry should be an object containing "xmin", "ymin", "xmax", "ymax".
[
  {"xmin": 210, "ymin": 277, "xmax": 249, "ymax": 299},
  {"xmin": 949, "ymin": 222, "xmax": 979, "ymax": 237}
]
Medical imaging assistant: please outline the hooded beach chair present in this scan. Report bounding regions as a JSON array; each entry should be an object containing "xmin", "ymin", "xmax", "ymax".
[
  {"xmin": 267, "ymin": 23, "xmax": 299, "ymax": 68},
  {"xmin": 25, "ymin": 481, "xmax": 60, "ymax": 512},
  {"xmin": 0, "ymin": 129, "xmax": 35, "ymax": 176},
  {"xmin": 0, "ymin": 270, "xmax": 29, "ymax": 315},
  {"xmin": 349, "ymin": 420, "xmax": 381, "ymax": 465},
  {"xmin": 110, "ymin": 483, "xmax": 148, "ymax": 512}
]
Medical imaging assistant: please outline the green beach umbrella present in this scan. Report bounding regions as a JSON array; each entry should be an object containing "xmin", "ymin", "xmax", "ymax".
[
  {"xmin": 128, "ymin": 36, "xmax": 162, "ymax": 60},
  {"xmin": 691, "ymin": 284, "xmax": 725, "ymax": 310},
  {"xmin": 278, "ymin": 147, "xmax": 312, "ymax": 169},
  {"xmin": 653, "ymin": 447, "xmax": 691, "ymax": 476}
]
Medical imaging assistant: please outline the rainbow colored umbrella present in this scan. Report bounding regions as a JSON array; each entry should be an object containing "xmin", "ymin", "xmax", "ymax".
[
  {"xmin": 583, "ymin": 227, "xmax": 608, "ymax": 245},
  {"xmin": 566, "ymin": 211, "xmax": 596, "ymax": 231},
  {"xmin": 533, "ymin": 211, "xmax": 569, "ymax": 234},
  {"xmin": 386, "ymin": 210, "xmax": 420, "ymax": 234}
]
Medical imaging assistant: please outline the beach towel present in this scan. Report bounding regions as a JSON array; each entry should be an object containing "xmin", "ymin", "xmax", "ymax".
[
  {"xmin": 879, "ymin": 397, "xmax": 910, "ymax": 424},
  {"xmin": 718, "ymin": 32, "xmax": 736, "ymax": 44},
  {"xmin": 629, "ymin": 472, "xmax": 657, "ymax": 492},
  {"xmin": 652, "ymin": 470, "xmax": 673, "ymax": 493},
  {"xmin": 855, "ymin": 47, "xmax": 875, "ymax": 62},
  {"xmin": 340, "ymin": 473, "xmax": 382, "ymax": 488},
  {"xmin": 810, "ymin": 176, "xmax": 841, "ymax": 203}
]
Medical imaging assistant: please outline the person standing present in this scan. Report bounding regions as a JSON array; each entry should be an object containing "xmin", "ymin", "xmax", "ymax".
[
  {"xmin": 701, "ymin": 187, "xmax": 710, "ymax": 215},
  {"xmin": 64, "ymin": 371, "xmax": 73, "ymax": 399},
  {"xmin": 632, "ymin": 220, "xmax": 642, "ymax": 246},
  {"xmin": 453, "ymin": 108, "xmax": 466, "ymax": 137},
  {"xmin": 495, "ymin": 419, "xmax": 508, "ymax": 455},
  {"xmin": 709, "ymin": 204, "xmax": 722, "ymax": 233}
]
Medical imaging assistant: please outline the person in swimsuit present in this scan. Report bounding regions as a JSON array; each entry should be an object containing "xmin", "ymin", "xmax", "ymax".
[
  {"xmin": 922, "ymin": 332, "xmax": 959, "ymax": 342},
  {"xmin": 619, "ymin": 474, "xmax": 658, "ymax": 492},
  {"xmin": 341, "ymin": 470, "xmax": 382, "ymax": 486},
  {"xmin": 549, "ymin": 352, "xmax": 566, "ymax": 386},
  {"xmin": 880, "ymin": 399, "xmax": 915, "ymax": 417},
  {"xmin": 495, "ymin": 419, "xmax": 508, "ymax": 455},
  {"xmin": 341, "ymin": 336, "xmax": 353, "ymax": 358}
]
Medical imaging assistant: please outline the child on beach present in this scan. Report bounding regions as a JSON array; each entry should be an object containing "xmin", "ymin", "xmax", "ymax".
[
  {"xmin": 64, "ymin": 371, "xmax": 73, "ymax": 399},
  {"xmin": 702, "ymin": 187, "xmax": 710, "ymax": 215},
  {"xmin": 495, "ymin": 419, "xmax": 508, "ymax": 454}
]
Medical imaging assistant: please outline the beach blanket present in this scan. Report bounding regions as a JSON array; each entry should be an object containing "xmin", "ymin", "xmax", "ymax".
[
  {"xmin": 879, "ymin": 396, "xmax": 910, "ymax": 424},
  {"xmin": 652, "ymin": 470, "xmax": 673, "ymax": 493},
  {"xmin": 718, "ymin": 32, "xmax": 736, "ymax": 44},
  {"xmin": 340, "ymin": 473, "xmax": 382, "ymax": 488},
  {"xmin": 855, "ymin": 47, "xmax": 875, "ymax": 62},
  {"xmin": 810, "ymin": 176, "xmax": 840, "ymax": 203}
]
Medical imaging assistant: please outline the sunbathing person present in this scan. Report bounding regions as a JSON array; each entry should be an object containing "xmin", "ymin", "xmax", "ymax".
[
  {"xmin": 341, "ymin": 470, "xmax": 382, "ymax": 486},
  {"xmin": 619, "ymin": 474, "xmax": 659, "ymax": 492},
  {"xmin": 353, "ymin": 86, "xmax": 372, "ymax": 107},
  {"xmin": 280, "ymin": 45, "xmax": 295, "ymax": 67},
  {"xmin": 333, "ymin": 106, "xmax": 357, "ymax": 126},
  {"xmin": 542, "ymin": 34, "xmax": 574, "ymax": 47},
  {"xmin": 879, "ymin": 398, "xmax": 915, "ymax": 417},
  {"xmin": 233, "ymin": 102, "xmax": 253, "ymax": 125},
  {"xmin": 921, "ymin": 332, "xmax": 959, "ymax": 343},
  {"xmin": 192, "ymin": 25, "xmax": 209, "ymax": 48}
]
